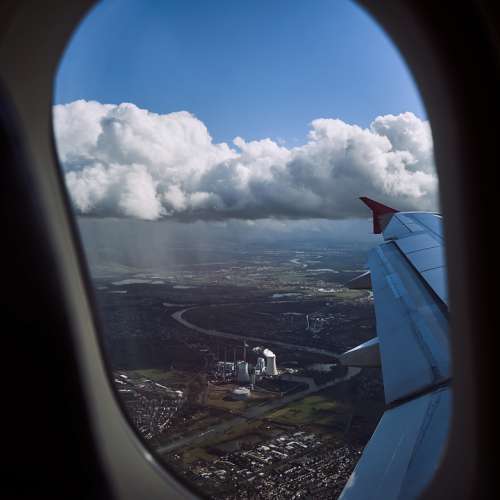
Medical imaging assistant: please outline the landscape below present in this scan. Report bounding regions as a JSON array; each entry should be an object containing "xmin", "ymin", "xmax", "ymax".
[{"xmin": 91, "ymin": 241, "xmax": 384, "ymax": 499}]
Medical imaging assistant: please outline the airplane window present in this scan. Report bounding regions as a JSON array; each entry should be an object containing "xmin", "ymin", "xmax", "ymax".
[{"xmin": 53, "ymin": 1, "xmax": 449, "ymax": 498}]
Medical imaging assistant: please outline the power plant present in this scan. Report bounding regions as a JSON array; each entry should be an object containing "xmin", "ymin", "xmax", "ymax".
[{"xmin": 213, "ymin": 343, "xmax": 279, "ymax": 396}]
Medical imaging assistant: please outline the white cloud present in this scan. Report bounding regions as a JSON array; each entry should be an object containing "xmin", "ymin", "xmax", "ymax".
[{"xmin": 53, "ymin": 100, "xmax": 438, "ymax": 221}]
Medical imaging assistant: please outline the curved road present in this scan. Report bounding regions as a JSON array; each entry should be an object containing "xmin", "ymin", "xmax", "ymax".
[{"xmin": 171, "ymin": 307, "xmax": 340, "ymax": 358}]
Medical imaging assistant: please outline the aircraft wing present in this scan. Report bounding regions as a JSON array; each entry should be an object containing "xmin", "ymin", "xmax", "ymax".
[{"xmin": 338, "ymin": 198, "xmax": 451, "ymax": 500}]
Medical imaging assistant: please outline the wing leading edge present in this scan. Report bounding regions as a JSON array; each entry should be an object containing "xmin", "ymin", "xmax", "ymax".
[{"xmin": 338, "ymin": 198, "xmax": 451, "ymax": 500}]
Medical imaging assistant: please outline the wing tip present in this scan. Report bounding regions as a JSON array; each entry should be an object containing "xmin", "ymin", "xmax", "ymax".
[
  {"xmin": 359, "ymin": 196, "xmax": 398, "ymax": 213},
  {"xmin": 360, "ymin": 197, "xmax": 398, "ymax": 234},
  {"xmin": 359, "ymin": 196, "xmax": 399, "ymax": 234}
]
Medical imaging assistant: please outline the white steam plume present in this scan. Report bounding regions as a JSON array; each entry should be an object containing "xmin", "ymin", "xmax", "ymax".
[{"xmin": 54, "ymin": 100, "xmax": 438, "ymax": 221}]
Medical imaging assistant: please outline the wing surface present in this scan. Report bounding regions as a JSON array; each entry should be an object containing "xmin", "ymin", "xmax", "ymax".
[{"xmin": 338, "ymin": 198, "xmax": 451, "ymax": 500}]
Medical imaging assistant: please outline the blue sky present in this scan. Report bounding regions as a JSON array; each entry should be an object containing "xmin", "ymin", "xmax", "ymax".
[{"xmin": 55, "ymin": 0, "xmax": 426, "ymax": 145}]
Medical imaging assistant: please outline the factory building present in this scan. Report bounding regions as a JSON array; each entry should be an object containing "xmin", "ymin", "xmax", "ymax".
[
  {"xmin": 216, "ymin": 361, "xmax": 235, "ymax": 373},
  {"xmin": 216, "ymin": 361, "xmax": 235, "ymax": 369}
]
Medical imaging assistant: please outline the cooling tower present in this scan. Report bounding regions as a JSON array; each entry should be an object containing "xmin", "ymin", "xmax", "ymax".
[
  {"xmin": 250, "ymin": 370, "xmax": 256, "ymax": 389},
  {"xmin": 237, "ymin": 361, "xmax": 250, "ymax": 383},
  {"xmin": 256, "ymin": 357, "xmax": 266, "ymax": 373},
  {"xmin": 263, "ymin": 349, "xmax": 278, "ymax": 376}
]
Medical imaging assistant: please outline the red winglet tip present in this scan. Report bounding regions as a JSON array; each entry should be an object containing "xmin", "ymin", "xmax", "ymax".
[
  {"xmin": 359, "ymin": 197, "xmax": 399, "ymax": 234},
  {"xmin": 359, "ymin": 197, "xmax": 398, "ymax": 214}
]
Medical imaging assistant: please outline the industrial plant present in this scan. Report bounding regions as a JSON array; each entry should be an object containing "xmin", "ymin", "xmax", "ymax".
[{"xmin": 212, "ymin": 342, "xmax": 280, "ymax": 397}]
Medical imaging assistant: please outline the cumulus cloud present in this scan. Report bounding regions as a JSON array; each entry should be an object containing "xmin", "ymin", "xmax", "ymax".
[{"xmin": 53, "ymin": 100, "xmax": 438, "ymax": 221}]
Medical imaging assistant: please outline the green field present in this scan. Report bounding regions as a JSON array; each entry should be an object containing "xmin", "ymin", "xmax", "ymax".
[
  {"xmin": 267, "ymin": 392, "xmax": 350, "ymax": 427},
  {"xmin": 127, "ymin": 368, "xmax": 168, "ymax": 380},
  {"xmin": 332, "ymin": 289, "xmax": 367, "ymax": 300},
  {"xmin": 180, "ymin": 447, "xmax": 219, "ymax": 464},
  {"xmin": 171, "ymin": 419, "xmax": 267, "ymax": 465}
]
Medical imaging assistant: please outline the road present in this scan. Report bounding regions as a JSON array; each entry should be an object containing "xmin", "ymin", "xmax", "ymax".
[
  {"xmin": 155, "ymin": 366, "xmax": 361, "ymax": 455},
  {"xmin": 171, "ymin": 307, "xmax": 340, "ymax": 358}
]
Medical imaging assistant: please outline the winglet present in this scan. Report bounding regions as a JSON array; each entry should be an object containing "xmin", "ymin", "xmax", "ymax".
[{"xmin": 360, "ymin": 197, "xmax": 398, "ymax": 234}]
